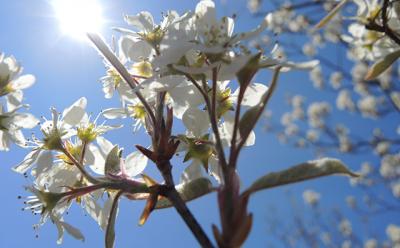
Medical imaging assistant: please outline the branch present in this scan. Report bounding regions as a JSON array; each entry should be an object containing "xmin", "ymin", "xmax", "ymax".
[
  {"xmin": 87, "ymin": 33, "xmax": 157, "ymax": 126},
  {"xmin": 158, "ymin": 160, "xmax": 215, "ymax": 248},
  {"xmin": 382, "ymin": 0, "xmax": 400, "ymax": 45}
]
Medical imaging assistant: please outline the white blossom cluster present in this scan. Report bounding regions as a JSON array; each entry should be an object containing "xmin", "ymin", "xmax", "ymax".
[
  {"xmin": 260, "ymin": 1, "xmax": 400, "ymax": 247},
  {"xmin": 9, "ymin": 0, "xmax": 320, "ymax": 244},
  {"xmin": 343, "ymin": 0, "xmax": 400, "ymax": 61},
  {"xmin": 0, "ymin": 53, "xmax": 38, "ymax": 151}
]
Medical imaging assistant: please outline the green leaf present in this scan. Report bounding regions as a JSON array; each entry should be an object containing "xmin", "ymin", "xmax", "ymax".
[
  {"xmin": 238, "ymin": 103, "xmax": 262, "ymax": 142},
  {"xmin": 246, "ymin": 158, "xmax": 358, "ymax": 194},
  {"xmin": 155, "ymin": 178, "xmax": 214, "ymax": 209},
  {"xmin": 313, "ymin": 0, "xmax": 348, "ymax": 30},
  {"xmin": 105, "ymin": 192, "xmax": 122, "ymax": 248},
  {"xmin": 236, "ymin": 53, "xmax": 261, "ymax": 88},
  {"xmin": 105, "ymin": 145, "xmax": 121, "ymax": 176},
  {"xmin": 365, "ymin": 50, "xmax": 400, "ymax": 80}
]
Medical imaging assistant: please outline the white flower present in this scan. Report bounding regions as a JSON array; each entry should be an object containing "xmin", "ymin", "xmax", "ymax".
[
  {"xmin": 23, "ymin": 184, "xmax": 85, "ymax": 244},
  {"xmin": 375, "ymin": 141, "xmax": 391, "ymax": 156},
  {"xmin": 336, "ymin": 89, "xmax": 355, "ymax": 111},
  {"xmin": 302, "ymin": 190, "xmax": 320, "ymax": 206},
  {"xmin": 291, "ymin": 95, "xmax": 305, "ymax": 108},
  {"xmin": 380, "ymin": 154, "xmax": 400, "ymax": 178},
  {"xmin": 342, "ymin": 240, "xmax": 352, "ymax": 248},
  {"xmin": 392, "ymin": 181, "xmax": 400, "ymax": 198},
  {"xmin": 330, "ymin": 71, "xmax": 343, "ymax": 89},
  {"xmin": 338, "ymin": 219, "xmax": 352, "ymax": 237},
  {"xmin": 0, "ymin": 53, "xmax": 35, "ymax": 110},
  {"xmin": 0, "ymin": 104, "xmax": 38, "ymax": 151},
  {"xmin": 306, "ymin": 130, "xmax": 319, "ymax": 142},
  {"xmin": 387, "ymin": 224, "xmax": 400, "ymax": 243},
  {"xmin": 280, "ymin": 112, "xmax": 293, "ymax": 126},
  {"xmin": 284, "ymin": 124, "xmax": 299, "ymax": 136},
  {"xmin": 351, "ymin": 62, "xmax": 368, "ymax": 85},
  {"xmin": 87, "ymin": 136, "xmax": 148, "ymax": 178},
  {"xmin": 321, "ymin": 232, "xmax": 331, "ymax": 245},
  {"xmin": 302, "ymin": 43, "xmax": 316, "ymax": 57},
  {"xmin": 307, "ymin": 102, "xmax": 331, "ymax": 128},
  {"xmin": 13, "ymin": 98, "xmax": 87, "ymax": 174},
  {"xmin": 53, "ymin": 218, "xmax": 85, "ymax": 244},
  {"xmin": 102, "ymin": 100, "xmax": 152, "ymax": 132},
  {"xmin": 339, "ymin": 135, "xmax": 352, "ymax": 153},
  {"xmin": 23, "ymin": 185, "xmax": 68, "ymax": 223},
  {"xmin": 343, "ymin": 0, "xmax": 400, "ymax": 61},
  {"xmin": 357, "ymin": 95, "xmax": 380, "ymax": 118},
  {"xmin": 218, "ymin": 82, "xmax": 269, "ymax": 147},
  {"xmin": 360, "ymin": 162, "xmax": 373, "ymax": 176},
  {"xmin": 309, "ymin": 66, "xmax": 324, "ymax": 89},
  {"xmin": 364, "ymin": 239, "xmax": 378, "ymax": 248},
  {"xmin": 247, "ymin": 0, "xmax": 261, "ymax": 13}
]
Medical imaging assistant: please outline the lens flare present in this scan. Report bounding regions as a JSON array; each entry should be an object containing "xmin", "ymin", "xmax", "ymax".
[{"xmin": 52, "ymin": 0, "xmax": 104, "ymax": 39}]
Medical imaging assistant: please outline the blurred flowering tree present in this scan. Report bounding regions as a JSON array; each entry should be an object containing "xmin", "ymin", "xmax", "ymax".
[
  {"xmin": 246, "ymin": 0, "xmax": 400, "ymax": 247},
  {"xmin": 3, "ymin": 0, "xmax": 400, "ymax": 247}
]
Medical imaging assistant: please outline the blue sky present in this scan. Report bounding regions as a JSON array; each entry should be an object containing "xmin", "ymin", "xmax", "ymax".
[{"xmin": 0, "ymin": 0, "xmax": 396, "ymax": 247}]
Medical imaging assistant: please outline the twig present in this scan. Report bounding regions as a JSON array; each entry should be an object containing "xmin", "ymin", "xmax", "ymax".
[
  {"xmin": 87, "ymin": 33, "xmax": 157, "ymax": 126},
  {"xmin": 158, "ymin": 160, "xmax": 214, "ymax": 248}
]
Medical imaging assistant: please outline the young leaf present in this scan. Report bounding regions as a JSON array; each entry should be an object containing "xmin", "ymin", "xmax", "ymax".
[
  {"xmin": 238, "ymin": 67, "xmax": 281, "ymax": 144},
  {"xmin": 60, "ymin": 221, "xmax": 85, "ymax": 242},
  {"xmin": 105, "ymin": 145, "xmax": 121, "ymax": 176},
  {"xmin": 155, "ymin": 178, "xmax": 214, "ymax": 209},
  {"xmin": 138, "ymin": 192, "xmax": 158, "ymax": 226},
  {"xmin": 231, "ymin": 214, "xmax": 253, "ymax": 247},
  {"xmin": 105, "ymin": 191, "xmax": 122, "ymax": 248},
  {"xmin": 238, "ymin": 103, "xmax": 262, "ymax": 142},
  {"xmin": 365, "ymin": 50, "xmax": 400, "ymax": 80},
  {"xmin": 313, "ymin": 0, "xmax": 348, "ymax": 30},
  {"xmin": 246, "ymin": 158, "xmax": 358, "ymax": 194},
  {"xmin": 236, "ymin": 53, "xmax": 261, "ymax": 88}
]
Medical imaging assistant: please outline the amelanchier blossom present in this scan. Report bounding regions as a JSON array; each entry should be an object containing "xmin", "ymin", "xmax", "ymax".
[
  {"xmin": 2, "ymin": 1, "xmax": 363, "ymax": 247},
  {"xmin": 259, "ymin": 1, "xmax": 400, "ymax": 247},
  {"xmin": 0, "ymin": 53, "xmax": 35, "ymax": 109},
  {"xmin": 0, "ymin": 104, "xmax": 38, "ymax": 151},
  {"xmin": 0, "ymin": 52, "xmax": 37, "ymax": 151},
  {"xmin": 343, "ymin": 0, "xmax": 400, "ymax": 61},
  {"xmin": 302, "ymin": 189, "xmax": 321, "ymax": 206}
]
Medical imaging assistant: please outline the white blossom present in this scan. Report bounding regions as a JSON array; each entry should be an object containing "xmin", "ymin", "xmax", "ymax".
[
  {"xmin": 380, "ymin": 154, "xmax": 400, "ymax": 178},
  {"xmin": 0, "ymin": 53, "xmax": 35, "ymax": 110},
  {"xmin": 364, "ymin": 239, "xmax": 378, "ymax": 248},
  {"xmin": 247, "ymin": 0, "xmax": 261, "ymax": 13},
  {"xmin": 310, "ymin": 66, "xmax": 324, "ymax": 89},
  {"xmin": 392, "ymin": 181, "xmax": 400, "ymax": 198},
  {"xmin": 13, "ymin": 98, "xmax": 88, "ymax": 173},
  {"xmin": 357, "ymin": 95, "xmax": 380, "ymax": 118},
  {"xmin": 330, "ymin": 71, "xmax": 343, "ymax": 89},
  {"xmin": 375, "ymin": 141, "xmax": 391, "ymax": 156},
  {"xmin": 338, "ymin": 219, "xmax": 352, "ymax": 237},
  {"xmin": 387, "ymin": 224, "xmax": 400, "ymax": 244},
  {"xmin": 302, "ymin": 190, "xmax": 320, "ymax": 206},
  {"xmin": 307, "ymin": 102, "xmax": 331, "ymax": 128},
  {"xmin": 336, "ymin": 89, "xmax": 355, "ymax": 111}
]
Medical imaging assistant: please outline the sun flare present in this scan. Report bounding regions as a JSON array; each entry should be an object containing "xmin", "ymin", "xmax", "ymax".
[{"xmin": 52, "ymin": 0, "xmax": 104, "ymax": 39}]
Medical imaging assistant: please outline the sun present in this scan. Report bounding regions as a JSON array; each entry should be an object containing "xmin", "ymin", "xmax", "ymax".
[{"xmin": 52, "ymin": 0, "xmax": 104, "ymax": 39}]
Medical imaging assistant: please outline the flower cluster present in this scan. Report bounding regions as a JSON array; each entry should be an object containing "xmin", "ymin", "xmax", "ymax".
[
  {"xmin": 4, "ymin": 1, "xmax": 367, "ymax": 248},
  {"xmin": 257, "ymin": 1, "xmax": 400, "ymax": 247},
  {"xmin": 0, "ymin": 53, "xmax": 38, "ymax": 151},
  {"xmin": 11, "ymin": 0, "xmax": 325, "ymax": 245},
  {"xmin": 343, "ymin": 0, "xmax": 400, "ymax": 61}
]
